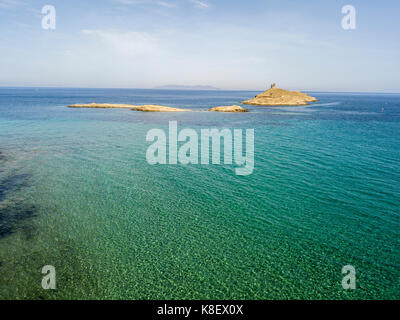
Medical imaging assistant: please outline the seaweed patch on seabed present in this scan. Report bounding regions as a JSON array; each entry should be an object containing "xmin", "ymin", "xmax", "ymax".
[
  {"xmin": 0, "ymin": 153, "xmax": 38, "ymax": 240},
  {"xmin": 0, "ymin": 202, "xmax": 37, "ymax": 239}
]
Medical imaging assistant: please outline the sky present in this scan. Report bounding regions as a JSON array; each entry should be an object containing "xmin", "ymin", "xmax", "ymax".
[{"xmin": 0, "ymin": 0, "xmax": 399, "ymax": 91}]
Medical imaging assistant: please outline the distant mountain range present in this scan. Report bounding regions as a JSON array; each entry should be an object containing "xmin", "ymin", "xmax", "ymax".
[{"xmin": 154, "ymin": 85, "xmax": 219, "ymax": 90}]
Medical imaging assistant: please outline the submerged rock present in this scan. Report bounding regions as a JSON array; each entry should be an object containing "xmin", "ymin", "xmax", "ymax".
[
  {"xmin": 242, "ymin": 83, "xmax": 318, "ymax": 106},
  {"xmin": 208, "ymin": 105, "xmax": 248, "ymax": 112}
]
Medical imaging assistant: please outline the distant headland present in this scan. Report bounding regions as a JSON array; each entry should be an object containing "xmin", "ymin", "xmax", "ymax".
[
  {"xmin": 242, "ymin": 83, "xmax": 318, "ymax": 106},
  {"xmin": 153, "ymin": 85, "xmax": 219, "ymax": 91}
]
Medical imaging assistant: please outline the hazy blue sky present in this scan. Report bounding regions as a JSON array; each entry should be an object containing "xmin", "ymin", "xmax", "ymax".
[{"xmin": 0, "ymin": 0, "xmax": 399, "ymax": 91}]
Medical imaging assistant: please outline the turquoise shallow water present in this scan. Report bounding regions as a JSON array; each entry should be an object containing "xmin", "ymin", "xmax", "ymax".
[{"xmin": 0, "ymin": 88, "xmax": 399, "ymax": 299}]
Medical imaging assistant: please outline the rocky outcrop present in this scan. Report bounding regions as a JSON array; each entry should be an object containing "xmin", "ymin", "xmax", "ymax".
[
  {"xmin": 132, "ymin": 105, "xmax": 191, "ymax": 112},
  {"xmin": 68, "ymin": 103, "xmax": 135, "ymax": 108},
  {"xmin": 242, "ymin": 84, "xmax": 318, "ymax": 106},
  {"xmin": 68, "ymin": 103, "xmax": 190, "ymax": 112},
  {"xmin": 208, "ymin": 105, "xmax": 248, "ymax": 112}
]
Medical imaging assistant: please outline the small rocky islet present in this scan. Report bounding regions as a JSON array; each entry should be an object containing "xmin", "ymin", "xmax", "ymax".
[
  {"xmin": 208, "ymin": 105, "xmax": 248, "ymax": 112},
  {"xmin": 67, "ymin": 84, "xmax": 317, "ymax": 112},
  {"xmin": 241, "ymin": 83, "xmax": 318, "ymax": 106}
]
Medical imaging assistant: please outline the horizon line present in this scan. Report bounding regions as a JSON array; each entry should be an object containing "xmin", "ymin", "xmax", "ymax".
[{"xmin": 0, "ymin": 85, "xmax": 400, "ymax": 94}]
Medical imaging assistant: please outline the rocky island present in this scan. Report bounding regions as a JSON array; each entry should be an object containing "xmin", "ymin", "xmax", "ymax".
[
  {"xmin": 242, "ymin": 83, "xmax": 318, "ymax": 106},
  {"xmin": 68, "ymin": 103, "xmax": 191, "ymax": 112},
  {"xmin": 208, "ymin": 105, "xmax": 248, "ymax": 112}
]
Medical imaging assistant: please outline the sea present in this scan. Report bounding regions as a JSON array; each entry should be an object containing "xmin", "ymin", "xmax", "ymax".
[{"xmin": 0, "ymin": 87, "xmax": 399, "ymax": 299}]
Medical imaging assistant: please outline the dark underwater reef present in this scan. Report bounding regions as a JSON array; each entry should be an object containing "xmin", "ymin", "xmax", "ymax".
[{"xmin": 0, "ymin": 151, "xmax": 38, "ymax": 239}]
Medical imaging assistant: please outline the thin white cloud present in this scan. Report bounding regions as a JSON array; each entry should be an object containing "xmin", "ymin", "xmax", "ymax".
[
  {"xmin": 155, "ymin": 1, "xmax": 177, "ymax": 7},
  {"xmin": 0, "ymin": 0, "xmax": 22, "ymax": 8},
  {"xmin": 81, "ymin": 29, "xmax": 159, "ymax": 56},
  {"xmin": 190, "ymin": 0, "xmax": 209, "ymax": 9},
  {"xmin": 113, "ymin": 0, "xmax": 210, "ymax": 9},
  {"xmin": 114, "ymin": 0, "xmax": 177, "ymax": 8}
]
